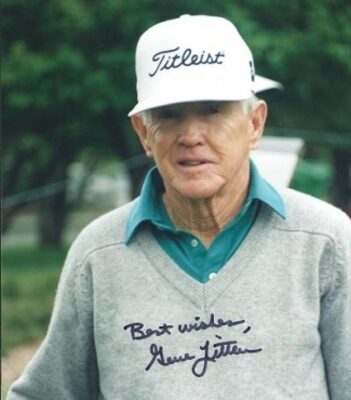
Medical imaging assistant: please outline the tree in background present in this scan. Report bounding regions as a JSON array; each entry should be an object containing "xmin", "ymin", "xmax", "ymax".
[
  {"xmin": 2, "ymin": 0, "xmax": 226, "ymax": 245},
  {"xmin": 3, "ymin": 0, "xmax": 350, "ymax": 246},
  {"xmin": 233, "ymin": 0, "xmax": 351, "ymax": 210}
]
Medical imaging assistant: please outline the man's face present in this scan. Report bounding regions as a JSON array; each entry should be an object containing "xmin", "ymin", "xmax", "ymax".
[{"xmin": 132, "ymin": 100, "xmax": 267, "ymax": 200}]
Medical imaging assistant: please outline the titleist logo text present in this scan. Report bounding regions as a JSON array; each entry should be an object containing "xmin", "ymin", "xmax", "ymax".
[{"xmin": 149, "ymin": 47, "xmax": 225, "ymax": 77}]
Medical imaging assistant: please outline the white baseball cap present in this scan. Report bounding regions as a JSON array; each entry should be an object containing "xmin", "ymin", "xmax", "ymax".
[{"xmin": 128, "ymin": 15, "xmax": 282, "ymax": 116}]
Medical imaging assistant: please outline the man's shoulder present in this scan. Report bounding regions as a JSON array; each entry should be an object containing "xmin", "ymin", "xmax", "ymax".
[
  {"xmin": 67, "ymin": 199, "xmax": 138, "ymax": 265},
  {"xmin": 275, "ymin": 188, "xmax": 350, "ymax": 237},
  {"xmin": 83, "ymin": 199, "xmax": 137, "ymax": 237}
]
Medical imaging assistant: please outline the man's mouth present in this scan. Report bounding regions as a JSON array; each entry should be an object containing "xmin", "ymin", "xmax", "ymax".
[{"xmin": 179, "ymin": 160, "xmax": 207, "ymax": 167}]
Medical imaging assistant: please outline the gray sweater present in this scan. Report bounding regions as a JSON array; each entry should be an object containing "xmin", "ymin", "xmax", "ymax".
[{"xmin": 7, "ymin": 188, "xmax": 351, "ymax": 400}]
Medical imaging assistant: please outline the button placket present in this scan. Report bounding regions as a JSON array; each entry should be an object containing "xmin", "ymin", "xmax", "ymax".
[
  {"xmin": 190, "ymin": 238, "xmax": 199, "ymax": 248},
  {"xmin": 209, "ymin": 272, "xmax": 217, "ymax": 280}
]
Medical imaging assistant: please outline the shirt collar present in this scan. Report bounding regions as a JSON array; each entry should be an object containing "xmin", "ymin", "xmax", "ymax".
[
  {"xmin": 125, "ymin": 168, "xmax": 166, "ymax": 243},
  {"xmin": 248, "ymin": 160, "xmax": 286, "ymax": 218},
  {"xmin": 125, "ymin": 161, "xmax": 285, "ymax": 243}
]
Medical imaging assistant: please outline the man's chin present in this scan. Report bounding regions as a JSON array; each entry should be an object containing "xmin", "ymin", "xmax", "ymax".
[{"xmin": 172, "ymin": 182, "xmax": 223, "ymax": 201}]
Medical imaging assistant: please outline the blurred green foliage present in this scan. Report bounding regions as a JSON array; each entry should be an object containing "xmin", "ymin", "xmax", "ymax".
[
  {"xmin": 291, "ymin": 159, "xmax": 333, "ymax": 200},
  {"xmin": 1, "ymin": 246, "xmax": 67, "ymax": 355},
  {"xmin": 3, "ymin": 0, "xmax": 351, "ymax": 245}
]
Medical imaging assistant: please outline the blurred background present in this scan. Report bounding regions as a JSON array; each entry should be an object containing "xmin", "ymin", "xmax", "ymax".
[{"xmin": 2, "ymin": 0, "xmax": 351, "ymax": 394}]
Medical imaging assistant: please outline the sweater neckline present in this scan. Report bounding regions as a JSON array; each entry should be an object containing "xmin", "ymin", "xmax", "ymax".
[{"xmin": 136, "ymin": 204, "xmax": 275, "ymax": 311}]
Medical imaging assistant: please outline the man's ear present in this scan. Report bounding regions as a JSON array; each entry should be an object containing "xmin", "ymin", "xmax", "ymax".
[
  {"xmin": 248, "ymin": 100, "xmax": 268, "ymax": 150},
  {"xmin": 131, "ymin": 115, "xmax": 153, "ymax": 158}
]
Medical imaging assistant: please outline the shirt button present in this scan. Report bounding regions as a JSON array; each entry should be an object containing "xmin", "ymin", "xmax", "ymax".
[
  {"xmin": 191, "ymin": 239, "xmax": 199, "ymax": 248},
  {"xmin": 209, "ymin": 272, "xmax": 217, "ymax": 280}
]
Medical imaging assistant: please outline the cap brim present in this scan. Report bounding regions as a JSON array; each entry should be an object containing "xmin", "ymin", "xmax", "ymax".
[
  {"xmin": 254, "ymin": 75, "xmax": 283, "ymax": 93},
  {"xmin": 128, "ymin": 74, "xmax": 283, "ymax": 116}
]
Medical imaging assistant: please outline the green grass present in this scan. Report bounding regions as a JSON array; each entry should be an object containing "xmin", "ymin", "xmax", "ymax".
[{"xmin": 2, "ymin": 245, "xmax": 68, "ymax": 356}]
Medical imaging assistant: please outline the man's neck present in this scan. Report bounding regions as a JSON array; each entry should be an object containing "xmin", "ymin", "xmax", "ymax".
[{"xmin": 162, "ymin": 179, "xmax": 249, "ymax": 247}]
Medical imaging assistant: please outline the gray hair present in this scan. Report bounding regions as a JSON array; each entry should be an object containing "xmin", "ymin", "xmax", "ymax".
[
  {"xmin": 139, "ymin": 109, "xmax": 154, "ymax": 126},
  {"xmin": 138, "ymin": 95, "xmax": 259, "ymax": 126},
  {"xmin": 240, "ymin": 95, "xmax": 259, "ymax": 114}
]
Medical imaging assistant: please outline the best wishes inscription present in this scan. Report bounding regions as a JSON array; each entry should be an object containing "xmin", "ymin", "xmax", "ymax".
[{"xmin": 123, "ymin": 313, "xmax": 262, "ymax": 378}]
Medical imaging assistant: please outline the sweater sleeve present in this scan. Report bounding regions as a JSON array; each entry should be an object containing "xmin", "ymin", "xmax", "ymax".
[
  {"xmin": 6, "ymin": 241, "xmax": 100, "ymax": 400},
  {"xmin": 319, "ymin": 212, "xmax": 351, "ymax": 400}
]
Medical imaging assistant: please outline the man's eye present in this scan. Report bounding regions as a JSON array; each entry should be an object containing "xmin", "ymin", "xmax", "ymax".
[
  {"xmin": 160, "ymin": 110, "xmax": 181, "ymax": 119},
  {"xmin": 201, "ymin": 104, "xmax": 221, "ymax": 115},
  {"xmin": 197, "ymin": 102, "xmax": 224, "ymax": 116},
  {"xmin": 150, "ymin": 101, "xmax": 231, "ymax": 121}
]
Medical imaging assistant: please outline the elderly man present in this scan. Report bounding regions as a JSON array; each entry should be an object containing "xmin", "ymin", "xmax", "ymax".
[{"xmin": 7, "ymin": 15, "xmax": 350, "ymax": 400}]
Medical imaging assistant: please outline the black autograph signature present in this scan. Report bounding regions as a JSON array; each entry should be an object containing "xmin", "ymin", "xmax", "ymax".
[{"xmin": 145, "ymin": 335, "xmax": 262, "ymax": 378}]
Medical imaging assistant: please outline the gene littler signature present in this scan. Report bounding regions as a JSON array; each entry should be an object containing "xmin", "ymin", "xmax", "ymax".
[
  {"xmin": 123, "ymin": 313, "xmax": 263, "ymax": 378},
  {"xmin": 146, "ymin": 334, "xmax": 262, "ymax": 378}
]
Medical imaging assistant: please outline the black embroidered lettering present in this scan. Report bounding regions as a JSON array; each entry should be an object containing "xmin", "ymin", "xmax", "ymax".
[
  {"xmin": 191, "ymin": 54, "xmax": 199, "ymax": 65},
  {"xmin": 181, "ymin": 48, "xmax": 192, "ymax": 66},
  {"xmin": 149, "ymin": 47, "xmax": 180, "ymax": 77},
  {"xmin": 148, "ymin": 47, "xmax": 225, "ymax": 77},
  {"xmin": 171, "ymin": 54, "xmax": 181, "ymax": 68},
  {"xmin": 213, "ymin": 51, "xmax": 225, "ymax": 64}
]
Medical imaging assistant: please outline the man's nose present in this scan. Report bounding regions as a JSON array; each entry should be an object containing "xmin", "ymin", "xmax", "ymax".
[{"xmin": 177, "ymin": 117, "xmax": 206, "ymax": 146}]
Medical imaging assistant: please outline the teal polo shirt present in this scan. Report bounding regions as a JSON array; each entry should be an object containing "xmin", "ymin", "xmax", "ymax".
[{"xmin": 125, "ymin": 162, "xmax": 285, "ymax": 283}]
